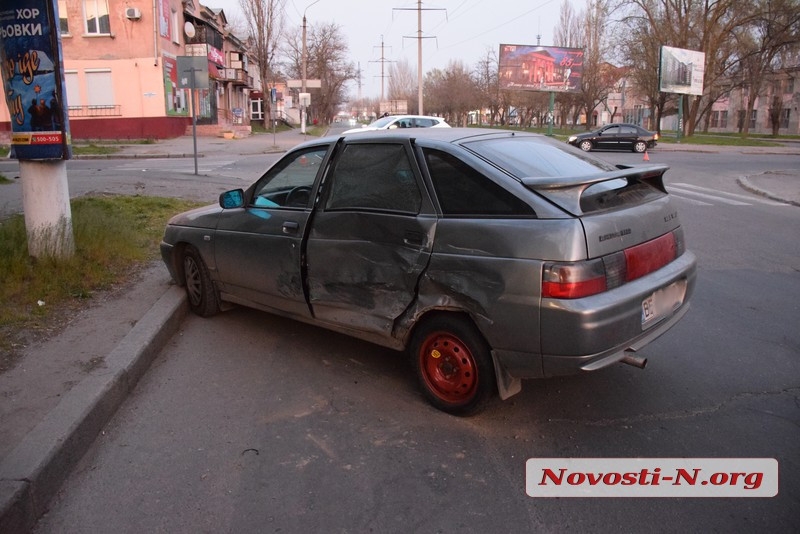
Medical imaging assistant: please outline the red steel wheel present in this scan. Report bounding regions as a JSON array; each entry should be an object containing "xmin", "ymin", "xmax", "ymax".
[
  {"xmin": 419, "ymin": 331, "xmax": 478, "ymax": 403},
  {"xmin": 410, "ymin": 315, "xmax": 495, "ymax": 416}
]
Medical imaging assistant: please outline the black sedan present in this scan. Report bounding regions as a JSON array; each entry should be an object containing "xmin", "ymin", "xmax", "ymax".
[{"xmin": 568, "ymin": 123, "xmax": 659, "ymax": 153}]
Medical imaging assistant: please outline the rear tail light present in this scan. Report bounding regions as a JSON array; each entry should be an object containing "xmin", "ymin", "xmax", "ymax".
[
  {"xmin": 542, "ymin": 228, "xmax": 684, "ymax": 299},
  {"xmin": 542, "ymin": 259, "xmax": 607, "ymax": 299}
]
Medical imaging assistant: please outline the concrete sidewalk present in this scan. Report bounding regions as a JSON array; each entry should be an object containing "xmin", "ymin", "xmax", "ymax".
[
  {"xmin": 1, "ymin": 129, "xmax": 798, "ymax": 532},
  {"xmin": 85, "ymin": 127, "xmax": 319, "ymax": 159},
  {"xmin": 0, "ymin": 127, "xmax": 311, "ymax": 533}
]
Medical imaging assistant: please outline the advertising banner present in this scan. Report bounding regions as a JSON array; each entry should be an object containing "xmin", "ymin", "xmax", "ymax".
[
  {"xmin": 659, "ymin": 46, "xmax": 705, "ymax": 96},
  {"xmin": 499, "ymin": 44, "xmax": 583, "ymax": 93},
  {"xmin": 0, "ymin": 0, "xmax": 71, "ymax": 159}
]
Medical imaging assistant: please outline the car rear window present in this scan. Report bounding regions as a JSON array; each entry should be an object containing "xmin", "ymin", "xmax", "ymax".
[
  {"xmin": 464, "ymin": 136, "xmax": 616, "ymax": 178},
  {"xmin": 423, "ymin": 148, "xmax": 535, "ymax": 216}
]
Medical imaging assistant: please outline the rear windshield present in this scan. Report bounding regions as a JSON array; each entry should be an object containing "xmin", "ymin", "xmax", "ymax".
[{"xmin": 464, "ymin": 135, "xmax": 616, "ymax": 178}]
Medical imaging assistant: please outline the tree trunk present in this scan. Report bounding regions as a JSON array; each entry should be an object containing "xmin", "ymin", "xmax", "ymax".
[{"xmin": 742, "ymin": 89, "xmax": 759, "ymax": 137}]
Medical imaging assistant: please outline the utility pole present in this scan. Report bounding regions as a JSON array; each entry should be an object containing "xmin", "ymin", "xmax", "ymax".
[
  {"xmin": 302, "ymin": 0, "xmax": 322, "ymax": 134},
  {"xmin": 371, "ymin": 36, "xmax": 393, "ymax": 102},
  {"xmin": 394, "ymin": 1, "xmax": 445, "ymax": 115},
  {"xmin": 357, "ymin": 62, "xmax": 363, "ymax": 101}
]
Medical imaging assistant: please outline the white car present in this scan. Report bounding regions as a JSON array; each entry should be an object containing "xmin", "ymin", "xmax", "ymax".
[{"xmin": 343, "ymin": 115, "xmax": 450, "ymax": 134}]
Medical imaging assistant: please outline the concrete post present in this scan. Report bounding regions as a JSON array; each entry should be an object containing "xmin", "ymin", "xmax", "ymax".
[{"xmin": 20, "ymin": 160, "xmax": 75, "ymax": 259}]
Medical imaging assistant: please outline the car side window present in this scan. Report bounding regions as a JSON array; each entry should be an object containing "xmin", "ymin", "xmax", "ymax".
[
  {"xmin": 325, "ymin": 143, "xmax": 422, "ymax": 214},
  {"xmin": 603, "ymin": 126, "xmax": 620, "ymax": 135},
  {"xmin": 422, "ymin": 148, "xmax": 535, "ymax": 216},
  {"xmin": 621, "ymin": 126, "xmax": 637, "ymax": 134},
  {"xmin": 251, "ymin": 147, "xmax": 327, "ymax": 208},
  {"xmin": 415, "ymin": 118, "xmax": 434, "ymax": 127}
]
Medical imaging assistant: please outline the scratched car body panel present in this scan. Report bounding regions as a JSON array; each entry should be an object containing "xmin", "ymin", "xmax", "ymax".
[{"xmin": 161, "ymin": 128, "xmax": 696, "ymax": 415}]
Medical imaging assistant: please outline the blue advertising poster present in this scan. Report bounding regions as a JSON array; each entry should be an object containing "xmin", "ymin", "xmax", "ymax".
[{"xmin": 0, "ymin": 0, "xmax": 71, "ymax": 159}]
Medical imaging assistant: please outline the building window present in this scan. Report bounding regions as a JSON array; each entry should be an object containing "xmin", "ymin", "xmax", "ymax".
[
  {"xmin": 86, "ymin": 70, "xmax": 114, "ymax": 108},
  {"xmin": 171, "ymin": 10, "xmax": 180, "ymax": 44},
  {"xmin": 65, "ymin": 71, "xmax": 80, "ymax": 109},
  {"xmin": 750, "ymin": 110, "xmax": 757, "ymax": 129},
  {"xmin": 787, "ymin": 78, "xmax": 795, "ymax": 94},
  {"xmin": 58, "ymin": 0, "xmax": 69, "ymax": 34},
  {"xmin": 710, "ymin": 111, "xmax": 728, "ymax": 128},
  {"xmin": 84, "ymin": 0, "xmax": 110, "ymax": 35},
  {"xmin": 781, "ymin": 109, "xmax": 791, "ymax": 129}
]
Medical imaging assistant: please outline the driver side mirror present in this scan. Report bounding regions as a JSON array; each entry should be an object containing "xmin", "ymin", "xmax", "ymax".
[{"xmin": 219, "ymin": 189, "xmax": 245, "ymax": 209}]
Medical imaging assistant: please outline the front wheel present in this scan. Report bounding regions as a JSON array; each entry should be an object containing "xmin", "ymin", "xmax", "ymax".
[
  {"xmin": 579, "ymin": 140, "xmax": 593, "ymax": 152},
  {"xmin": 410, "ymin": 315, "xmax": 496, "ymax": 416},
  {"xmin": 182, "ymin": 246, "xmax": 219, "ymax": 317},
  {"xmin": 633, "ymin": 141, "xmax": 647, "ymax": 153}
]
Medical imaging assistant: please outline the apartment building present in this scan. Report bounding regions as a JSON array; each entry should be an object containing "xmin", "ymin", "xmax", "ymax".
[{"xmin": 0, "ymin": 0, "xmax": 257, "ymax": 140}]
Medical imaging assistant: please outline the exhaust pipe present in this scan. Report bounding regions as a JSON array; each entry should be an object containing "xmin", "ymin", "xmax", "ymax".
[{"xmin": 620, "ymin": 352, "xmax": 647, "ymax": 369}]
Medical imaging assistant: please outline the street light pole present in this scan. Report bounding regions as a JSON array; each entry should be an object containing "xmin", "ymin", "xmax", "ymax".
[{"xmin": 302, "ymin": 0, "xmax": 321, "ymax": 134}]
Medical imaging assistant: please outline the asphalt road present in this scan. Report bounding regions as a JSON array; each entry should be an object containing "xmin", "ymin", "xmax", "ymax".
[{"xmin": 27, "ymin": 150, "xmax": 800, "ymax": 532}]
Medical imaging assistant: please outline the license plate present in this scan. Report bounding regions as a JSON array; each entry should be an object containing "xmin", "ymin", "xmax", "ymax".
[{"xmin": 642, "ymin": 280, "xmax": 687, "ymax": 328}]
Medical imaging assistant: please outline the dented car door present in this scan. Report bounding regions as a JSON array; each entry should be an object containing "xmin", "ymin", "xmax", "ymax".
[{"xmin": 305, "ymin": 140, "xmax": 435, "ymax": 336}]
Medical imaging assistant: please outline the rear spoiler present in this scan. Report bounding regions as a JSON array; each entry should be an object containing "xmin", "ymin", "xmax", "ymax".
[{"xmin": 520, "ymin": 164, "xmax": 669, "ymax": 216}]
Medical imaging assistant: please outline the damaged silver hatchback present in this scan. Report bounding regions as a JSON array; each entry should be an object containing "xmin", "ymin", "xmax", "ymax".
[{"xmin": 161, "ymin": 129, "xmax": 696, "ymax": 415}]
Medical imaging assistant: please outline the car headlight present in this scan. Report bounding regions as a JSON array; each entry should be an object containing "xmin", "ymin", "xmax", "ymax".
[{"xmin": 568, "ymin": 136, "xmax": 577, "ymax": 143}]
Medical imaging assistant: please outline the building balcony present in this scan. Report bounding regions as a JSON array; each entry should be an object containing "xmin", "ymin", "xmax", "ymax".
[{"xmin": 221, "ymin": 68, "xmax": 250, "ymax": 86}]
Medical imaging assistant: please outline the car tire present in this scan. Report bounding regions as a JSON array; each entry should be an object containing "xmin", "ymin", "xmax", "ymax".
[
  {"xmin": 579, "ymin": 140, "xmax": 593, "ymax": 152},
  {"xmin": 633, "ymin": 141, "xmax": 647, "ymax": 153},
  {"xmin": 410, "ymin": 314, "xmax": 496, "ymax": 416},
  {"xmin": 182, "ymin": 246, "xmax": 220, "ymax": 317}
]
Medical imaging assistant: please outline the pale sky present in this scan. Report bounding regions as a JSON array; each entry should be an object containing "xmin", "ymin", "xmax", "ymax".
[{"xmin": 207, "ymin": 0, "xmax": 580, "ymax": 99}]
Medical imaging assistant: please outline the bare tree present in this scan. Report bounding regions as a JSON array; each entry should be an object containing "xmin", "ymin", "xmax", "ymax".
[
  {"xmin": 424, "ymin": 61, "xmax": 481, "ymax": 126},
  {"xmin": 614, "ymin": 7, "xmax": 670, "ymax": 132},
  {"xmin": 576, "ymin": 0, "xmax": 619, "ymax": 130},
  {"xmin": 731, "ymin": 0, "xmax": 800, "ymax": 136},
  {"xmin": 239, "ymin": 0, "xmax": 287, "ymax": 127},
  {"xmin": 388, "ymin": 59, "xmax": 417, "ymax": 113},
  {"xmin": 554, "ymin": 0, "xmax": 583, "ymax": 48},
  {"xmin": 553, "ymin": 0, "xmax": 586, "ymax": 128},
  {"xmin": 616, "ymin": 0, "xmax": 763, "ymax": 136},
  {"xmin": 474, "ymin": 48, "xmax": 502, "ymax": 125},
  {"xmin": 284, "ymin": 22, "xmax": 357, "ymax": 125}
]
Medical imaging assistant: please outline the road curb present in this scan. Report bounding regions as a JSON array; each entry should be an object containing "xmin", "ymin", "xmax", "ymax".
[
  {"xmin": 737, "ymin": 176, "xmax": 800, "ymax": 207},
  {"xmin": 0, "ymin": 286, "xmax": 188, "ymax": 533}
]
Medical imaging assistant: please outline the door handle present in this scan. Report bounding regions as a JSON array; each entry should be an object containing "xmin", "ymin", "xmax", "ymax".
[{"xmin": 282, "ymin": 221, "xmax": 299, "ymax": 234}]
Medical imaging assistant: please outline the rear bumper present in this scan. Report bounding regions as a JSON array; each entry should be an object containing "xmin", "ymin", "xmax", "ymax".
[
  {"xmin": 542, "ymin": 299, "xmax": 690, "ymax": 376},
  {"xmin": 538, "ymin": 251, "xmax": 696, "ymax": 376},
  {"xmin": 493, "ymin": 251, "xmax": 696, "ymax": 380}
]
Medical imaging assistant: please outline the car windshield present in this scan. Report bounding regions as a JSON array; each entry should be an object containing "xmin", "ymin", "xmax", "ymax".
[{"xmin": 465, "ymin": 135, "xmax": 616, "ymax": 178}]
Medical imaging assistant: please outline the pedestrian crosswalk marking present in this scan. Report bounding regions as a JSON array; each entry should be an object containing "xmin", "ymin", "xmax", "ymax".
[
  {"xmin": 668, "ymin": 182, "xmax": 788, "ymax": 207},
  {"xmin": 668, "ymin": 194, "xmax": 713, "ymax": 206},
  {"xmin": 671, "ymin": 183, "xmax": 786, "ymax": 206}
]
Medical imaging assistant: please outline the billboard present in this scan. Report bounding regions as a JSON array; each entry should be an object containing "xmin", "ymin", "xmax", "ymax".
[
  {"xmin": 659, "ymin": 46, "xmax": 705, "ymax": 96},
  {"xmin": 0, "ymin": 0, "xmax": 71, "ymax": 159},
  {"xmin": 499, "ymin": 44, "xmax": 583, "ymax": 93}
]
